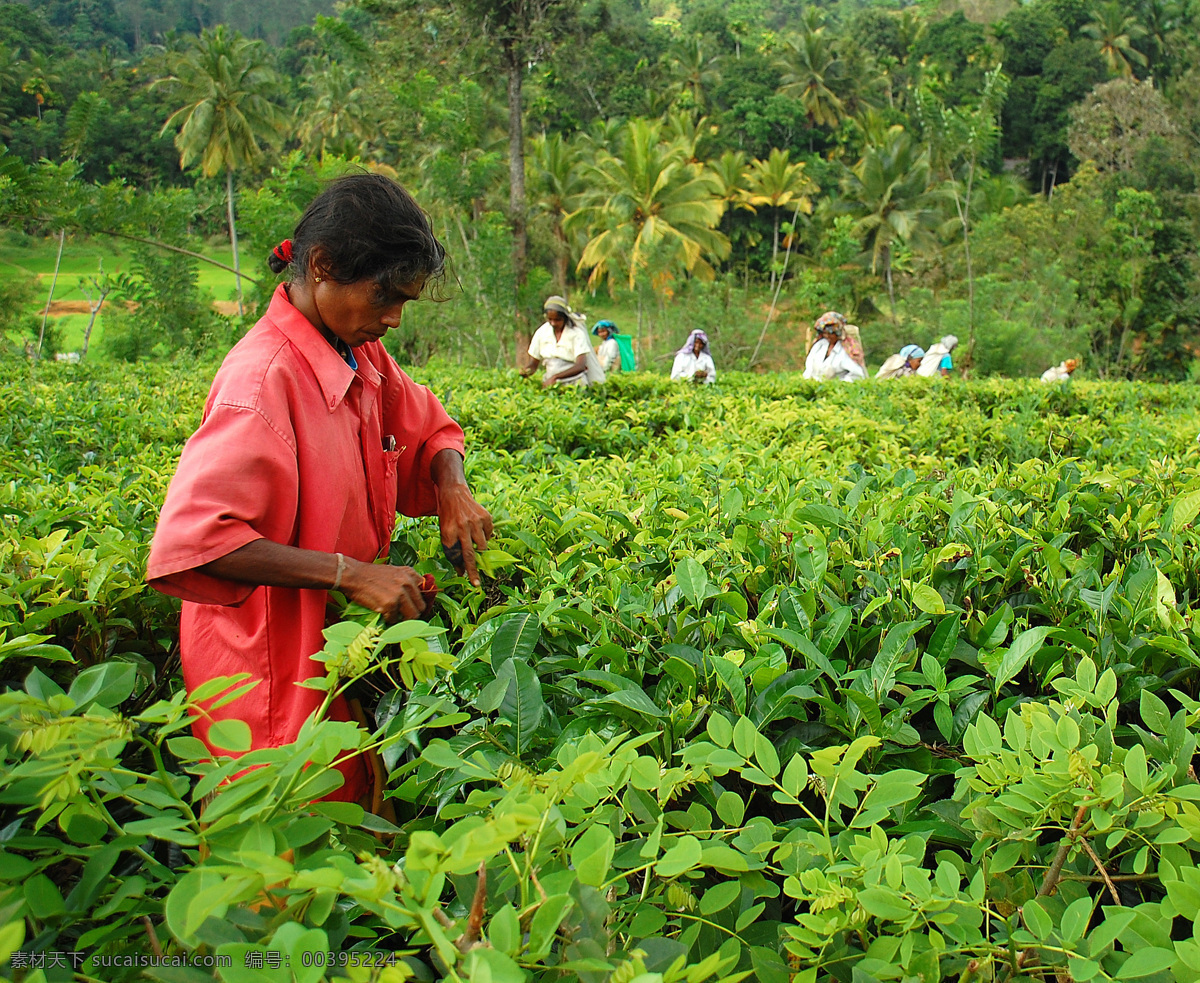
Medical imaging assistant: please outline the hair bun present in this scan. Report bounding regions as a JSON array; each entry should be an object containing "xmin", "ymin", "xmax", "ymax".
[{"xmin": 268, "ymin": 239, "xmax": 293, "ymax": 275}]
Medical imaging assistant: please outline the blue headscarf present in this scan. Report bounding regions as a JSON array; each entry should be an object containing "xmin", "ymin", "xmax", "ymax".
[
  {"xmin": 593, "ymin": 319, "xmax": 617, "ymax": 337},
  {"xmin": 899, "ymin": 344, "xmax": 926, "ymax": 361}
]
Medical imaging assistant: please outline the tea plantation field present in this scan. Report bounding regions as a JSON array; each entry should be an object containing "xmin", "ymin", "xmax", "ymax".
[{"xmin": 4, "ymin": 361, "xmax": 1200, "ymax": 983}]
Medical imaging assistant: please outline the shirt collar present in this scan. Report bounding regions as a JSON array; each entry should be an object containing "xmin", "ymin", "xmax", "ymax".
[{"xmin": 263, "ymin": 283, "xmax": 379, "ymax": 410}]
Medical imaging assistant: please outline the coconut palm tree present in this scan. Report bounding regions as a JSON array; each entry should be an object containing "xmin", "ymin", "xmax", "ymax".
[
  {"xmin": 579, "ymin": 116, "xmax": 625, "ymax": 156},
  {"xmin": 565, "ymin": 118, "xmax": 729, "ymax": 295},
  {"xmin": 838, "ymin": 126, "xmax": 937, "ymax": 318},
  {"xmin": 158, "ymin": 26, "xmax": 283, "ymax": 315},
  {"xmin": 296, "ymin": 60, "xmax": 370, "ymax": 160},
  {"xmin": 916, "ymin": 68, "xmax": 1008, "ymax": 367},
  {"xmin": 662, "ymin": 110, "xmax": 715, "ymax": 163},
  {"xmin": 775, "ymin": 30, "xmax": 844, "ymax": 130},
  {"xmin": 80, "ymin": 47, "xmax": 127, "ymax": 85},
  {"xmin": 1136, "ymin": 0, "xmax": 1192, "ymax": 86},
  {"xmin": 1083, "ymin": 3, "xmax": 1148, "ymax": 77},
  {"xmin": 746, "ymin": 149, "xmax": 818, "ymax": 292},
  {"xmin": 708, "ymin": 149, "xmax": 757, "ymax": 285},
  {"xmin": 21, "ymin": 50, "xmax": 61, "ymax": 122},
  {"xmin": 835, "ymin": 40, "xmax": 887, "ymax": 119},
  {"xmin": 529, "ymin": 132, "xmax": 586, "ymax": 292},
  {"xmin": 709, "ymin": 149, "xmax": 755, "ymax": 228},
  {"xmin": 665, "ymin": 37, "xmax": 722, "ymax": 110}
]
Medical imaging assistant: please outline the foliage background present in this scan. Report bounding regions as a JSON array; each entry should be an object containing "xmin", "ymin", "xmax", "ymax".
[{"xmin": 0, "ymin": 0, "xmax": 1196, "ymax": 376}]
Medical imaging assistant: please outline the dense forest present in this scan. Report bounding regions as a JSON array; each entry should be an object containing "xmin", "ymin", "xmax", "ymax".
[{"xmin": 0, "ymin": 0, "xmax": 1197, "ymax": 377}]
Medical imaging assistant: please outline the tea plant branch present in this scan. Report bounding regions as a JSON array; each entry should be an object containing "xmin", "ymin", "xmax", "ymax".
[
  {"xmin": 504, "ymin": 844, "xmax": 526, "ymax": 906},
  {"xmin": 142, "ymin": 915, "xmax": 164, "ymax": 959},
  {"xmin": 674, "ymin": 911, "xmax": 749, "ymax": 942},
  {"xmin": 444, "ymin": 863, "xmax": 487, "ymax": 952},
  {"xmin": 133, "ymin": 735, "xmax": 200, "ymax": 825},
  {"xmin": 601, "ymin": 859, "xmax": 659, "ymax": 891},
  {"xmin": 1004, "ymin": 913, "xmax": 1022, "ymax": 980},
  {"xmin": 882, "ymin": 738, "xmax": 969, "ymax": 762},
  {"xmin": 1036, "ymin": 804, "xmax": 1090, "ymax": 899},
  {"xmin": 1079, "ymin": 835, "xmax": 1122, "ymax": 904},
  {"xmin": 996, "ymin": 803, "xmax": 1096, "ymax": 983},
  {"xmin": 84, "ymin": 783, "xmax": 165, "ymax": 874},
  {"xmin": 520, "ymin": 808, "xmax": 556, "ymax": 909}
]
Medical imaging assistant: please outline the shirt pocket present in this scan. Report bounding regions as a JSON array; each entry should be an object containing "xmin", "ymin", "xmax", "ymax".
[
  {"xmin": 369, "ymin": 446, "xmax": 402, "ymax": 553},
  {"xmin": 382, "ymin": 445, "xmax": 402, "ymax": 495}
]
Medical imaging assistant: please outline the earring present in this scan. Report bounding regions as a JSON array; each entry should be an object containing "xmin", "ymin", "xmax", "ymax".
[{"xmin": 314, "ymin": 276, "xmax": 323, "ymax": 283}]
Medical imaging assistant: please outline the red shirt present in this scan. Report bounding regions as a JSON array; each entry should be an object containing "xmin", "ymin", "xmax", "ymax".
[{"xmin": 147, "ymin": 284, "xmax": 465, "ymax": 802}]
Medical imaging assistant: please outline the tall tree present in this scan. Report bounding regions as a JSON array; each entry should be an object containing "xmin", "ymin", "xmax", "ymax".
[
  {"xmin": 1067, "ymin": 77, "xmax": 1177, "ymax": 173},
  {"xmin": 565, "ymin": 117, "xmax": 729, "ymax": 308},
  {"xmin": 709, "ymin": 148, "xmax": 755, "ymax": 238},
  {"xmin": 838, "ymin": 126, "xmax": 937, "ymax": 319},
  {"xmin": 20, "ymin": 49, "xmax": 60, "ymax": 122},
  {"xmin": 775, "ymin": 30, "xmax": 843, "ymax": 130},
  {"xmin": 916, "ymin": 67, "xmax": 1009, "ymax": 369},
  {"xmin": 665, "ymin": 37, "xmax": 722, "ymax": 110},
  {"xmin": 1083, "ymin": 2, "xmax": 1148, "ymax": 77},
  {"xmin": 295, "ymin": 59, "xmax": 370, "ymax": 160},
  {"xmin": 745, "ymin": 148, "xmax": 817, "ymax": 293},
  {"xmin": 528, "ymin": 131, "xmax": 584, "ymax": 292},
  {"xmin": 457, "ymin": 0, "xmax": 579, "ymax": 308},
  {"xmin": 158, "ymin": 25, "xmax": 283, "ymax": 316}
]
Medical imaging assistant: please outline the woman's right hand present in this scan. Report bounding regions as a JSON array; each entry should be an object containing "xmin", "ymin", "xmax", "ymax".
[{"xmin": 341, "ymin": 558, "xmax": 427, "ymax": 622}]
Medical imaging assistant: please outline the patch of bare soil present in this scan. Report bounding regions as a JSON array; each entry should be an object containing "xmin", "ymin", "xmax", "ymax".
[{"xmin": 40, "ymin": 300, "xmax": 99, "ymax": 315}]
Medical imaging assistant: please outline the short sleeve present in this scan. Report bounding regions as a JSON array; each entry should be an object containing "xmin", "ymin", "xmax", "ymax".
[
  {"xmin": 147, "ymin": 404, "xmax": 299, "ymax": 606},
  {"xmin": 528, "ymin": 324, "xmax": 548, "ymax": 360},
  {"xmin": 940, "ymin": 355, "xmax": 953, "ymax": 370},
  {"xmin": 569, "ymin": 328, "xmax": 591, "ymax": 359}
]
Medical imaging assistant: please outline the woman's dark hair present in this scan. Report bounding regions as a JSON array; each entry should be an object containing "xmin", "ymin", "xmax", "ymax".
[{"xmin": 266, "ymin": 172, "xmax": 447, "ymax": 298}]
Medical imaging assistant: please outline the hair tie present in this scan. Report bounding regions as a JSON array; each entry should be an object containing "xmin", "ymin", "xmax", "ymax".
[{"xmin": 272, "ymin": 239, "xmax": 294, "ymax": 264}]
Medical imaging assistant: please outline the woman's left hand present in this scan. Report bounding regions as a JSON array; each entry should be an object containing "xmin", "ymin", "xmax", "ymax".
[
  {"xmin": 541, "ymin": 375, "xmax": 555, "ymax": 389},
  {"xmin": 437, "ymin": 483, "xmax": 494, "ymax": 586}
]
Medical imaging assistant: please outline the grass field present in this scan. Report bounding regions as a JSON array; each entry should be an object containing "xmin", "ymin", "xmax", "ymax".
[{"xmin": 0, "ymin": 232, "xmax": 243, "ymax": 352}]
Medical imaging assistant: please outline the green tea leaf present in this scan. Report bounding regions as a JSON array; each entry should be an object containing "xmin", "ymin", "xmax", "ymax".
[
  {"xmin": 911, "ymin": 583, "xmax": 945, "ymax": 615},
  {"xmin": 657, "ymin": 834, "xmax": 703, "ymax": 877},
  {"xmin": 986, "ymin": 626, "xmax": 1052, "ymax": 691},
  {"xmin": 497, "ymin": 658, "xmax": 545, "ymax": 754},
  {"xmin": 676, "ymin": 557, "xmax": 710, "ymax": 610},
  {"xmin": 207, "ymin": 718, "xmax": 252, "ymax": 753},
  {"xmin": 491, "ymin": 613, "xmax": 540, "ymax": 667},
  {"xmin": 1115, "ymin": 945, "xmax": 1175, "ymax": 978}
]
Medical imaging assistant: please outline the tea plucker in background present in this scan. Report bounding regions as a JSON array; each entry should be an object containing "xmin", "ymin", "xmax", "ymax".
[
  {"xmin": 147, "ymin": 174, "xmax": 493, "ymax": 807},
  {"xmin": 671, "ymin": 329, "xmax": 717, "ymax": 384},
  {"xmin": 876, "ymin": 344, "xmax": 926, "ymax": 379},
  {"xmin": 1041, "ymin": 358, "xmax": 1079, "ymax": 383},
  {"xmin": 593, "ymin": 319, "xmax": 621, "ymax": 372},
  {"xmin": 918, "ymin": 335, "xmax": 958, "ymax": 377},
  {"xmin": 803, "ymin": 311, "xmax": 867, "ymax": 382},
  {"xmin": 523, "ymin": 295, "xmax": 605, "ymax": 387}
]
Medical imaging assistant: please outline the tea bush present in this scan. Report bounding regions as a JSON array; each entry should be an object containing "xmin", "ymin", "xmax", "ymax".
[{"xmin": 3, "ymin": 360, "xmax": 1200, "ymax": 982}]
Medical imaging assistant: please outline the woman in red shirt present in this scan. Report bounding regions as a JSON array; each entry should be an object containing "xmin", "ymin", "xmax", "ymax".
[{"xmin": 147, "ymin": 174, "xmax": 492, "ymax": 804}]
